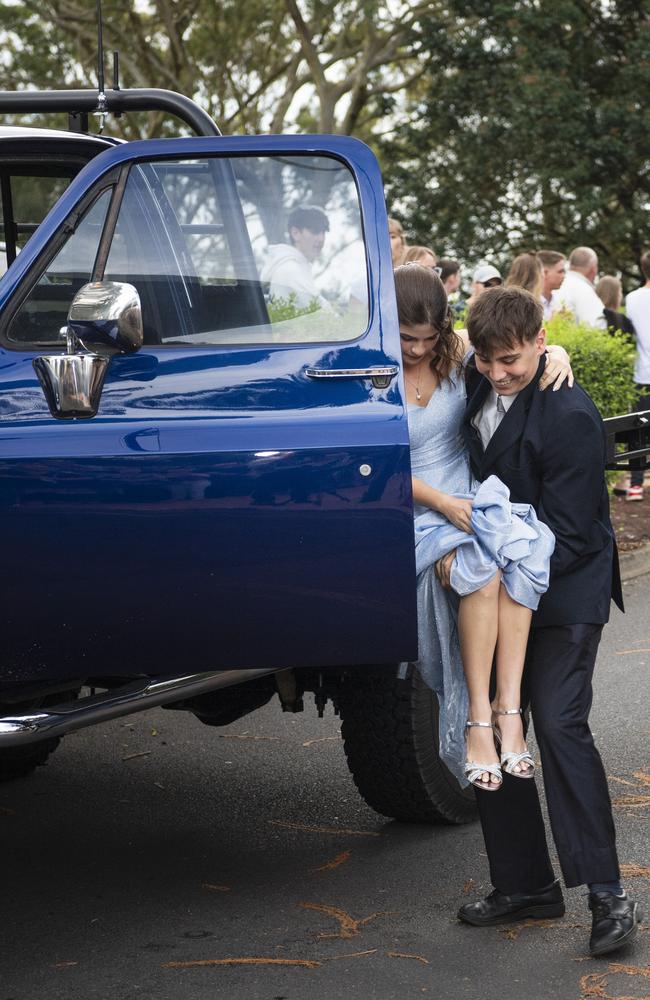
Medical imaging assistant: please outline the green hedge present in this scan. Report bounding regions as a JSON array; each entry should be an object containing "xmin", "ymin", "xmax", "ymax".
[{"xmin": 545, "ymin": 313, "xmax": 636, "ymax": 419}]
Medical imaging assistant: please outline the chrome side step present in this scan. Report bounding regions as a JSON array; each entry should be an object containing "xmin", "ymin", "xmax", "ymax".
[{"xmin": 0, "ymin": 668, "xmax": 279, "ymax": 746}]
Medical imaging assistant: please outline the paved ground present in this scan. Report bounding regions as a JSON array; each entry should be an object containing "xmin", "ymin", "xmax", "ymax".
[
  {"xmin": 1, "ymin": 577, "xmax": 649, "ymax": 1000},
  {"xmin": 612, "ymin": 489, "xmax": 650, "ymax": 552}
]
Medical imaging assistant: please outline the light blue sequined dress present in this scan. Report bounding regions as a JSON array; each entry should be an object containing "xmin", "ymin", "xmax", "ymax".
[{"xmin": 405, "ymin": 369, "xmax": 555, "ymax": 784}]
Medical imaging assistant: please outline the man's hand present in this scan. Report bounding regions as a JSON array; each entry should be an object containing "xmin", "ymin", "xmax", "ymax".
[{"xmin": 435, "ymin": 549, "xmax": 456, "ymax": 589}]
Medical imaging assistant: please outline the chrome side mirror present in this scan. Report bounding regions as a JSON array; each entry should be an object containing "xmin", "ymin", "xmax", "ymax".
[
  {"xmin": 33, "ymin": 281, "xmax": 143, "ymax": 420},
  {"xmin": 67, "ymin": 280, "xmax": 143, "ymax": 355}
]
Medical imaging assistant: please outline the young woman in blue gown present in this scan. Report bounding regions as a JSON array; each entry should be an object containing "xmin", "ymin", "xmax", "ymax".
[{"xmin": 396, "ymin": 263, "xmax": 572, "ymax": 791}]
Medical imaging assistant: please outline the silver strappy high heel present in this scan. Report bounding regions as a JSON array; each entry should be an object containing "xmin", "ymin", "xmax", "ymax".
[
  {"xmin": 492, "ymin": 708, "xmax": 535, "ymax": 779},
  {"xmin": 464, "ymin": 721, "xmax": 502, "ymax": 791}
]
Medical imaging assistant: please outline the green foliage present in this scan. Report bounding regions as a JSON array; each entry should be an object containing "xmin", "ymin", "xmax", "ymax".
[
  {"xmin": 382, "ymin": 0, "xmax": 650, "ymax": 286},
  {"xmin": 266, "ymin": 294, "xmax": 320, "ymax": 324},
  {"xmin": 545, "ymin": 313, "xmax": 637, "ymax": 418}
]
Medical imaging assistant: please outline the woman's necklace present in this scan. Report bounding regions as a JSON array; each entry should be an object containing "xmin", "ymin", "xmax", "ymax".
[{"xmin": 405, "ymin": 359, "xmax": 425, "ymax": 401}]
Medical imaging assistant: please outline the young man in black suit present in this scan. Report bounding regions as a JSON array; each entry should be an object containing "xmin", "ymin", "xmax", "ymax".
[{"xmin": 441, "ymin": 285, "xmax": 641, "ymax": 956}]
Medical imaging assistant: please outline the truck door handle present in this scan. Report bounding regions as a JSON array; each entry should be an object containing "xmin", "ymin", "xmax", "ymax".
[{"xmin": 305, "ymin": 365, "xmax": 399, "ymax": 389}]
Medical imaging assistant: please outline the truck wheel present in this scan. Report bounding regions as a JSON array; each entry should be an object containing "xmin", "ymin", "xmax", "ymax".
[
  {"xmin": 0, "ymin": 737, "xmax": 61, "ymax": 782},
  {"xmin": 338, "ymin": 665, "xmax": 476, "ymax": 824}
]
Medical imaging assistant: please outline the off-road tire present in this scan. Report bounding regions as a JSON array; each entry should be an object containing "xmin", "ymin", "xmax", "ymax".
[
  {"xmin": 0, "ymin": 737, "xmax": 61, "ymax": 781},
  {"xmin": 339, "ymin": 664, "xmax": 476, "ymax": 824}
]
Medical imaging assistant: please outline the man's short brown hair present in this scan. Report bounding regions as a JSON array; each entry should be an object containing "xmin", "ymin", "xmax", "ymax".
[
  {"xmin": 467, "ymin": 286, "xmax": 544, "ymax": 354},
  {"xmin": 640, "ymin": 250, "xmax": 650, "ymax": 281},
  {"xmin": 537, "ymin": 250, "xmax": 565, "ymax": 268}
]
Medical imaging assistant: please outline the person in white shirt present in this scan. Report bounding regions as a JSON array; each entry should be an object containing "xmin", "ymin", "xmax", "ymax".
[
  {"xmin": 537, "ymin": 250, "xmax": 566, "ymax": 320},
  {"xmin": 261, "ymin": 205, "xmax": 330, "ymax": 310},
  {"xmin": 625, "ymin": 249, "xmax": 650, "ymax": 500},
  {"xmin": 554, "ymin": 247, "xmax": 606, "ymax": 330}
]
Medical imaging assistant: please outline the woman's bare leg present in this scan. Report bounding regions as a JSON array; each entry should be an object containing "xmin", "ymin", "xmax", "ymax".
[
  {"xmin": 458, "ymin": 572, "xmax": 501, "ymax": 786},
  {"xmin": 493, "ymin": 586, "xmax": 533, "ymax": 773}
]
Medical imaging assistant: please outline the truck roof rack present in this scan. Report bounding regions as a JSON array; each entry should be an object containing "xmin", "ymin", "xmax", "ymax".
[{"xmin": 0, "ymin": 87, "xmax": 221, "ymax": 138}]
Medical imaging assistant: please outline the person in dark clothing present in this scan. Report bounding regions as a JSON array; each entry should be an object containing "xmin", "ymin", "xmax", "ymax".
[
  {"xmin": 596, "ymin": 275, "xmax": 636, "ymax": 342},
  {"xmin": 440, "ymin": 285, "xmax": 641, "ymax": 956}
]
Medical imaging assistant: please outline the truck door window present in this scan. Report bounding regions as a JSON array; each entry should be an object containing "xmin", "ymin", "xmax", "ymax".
[
  {"xmin": 3, "ymin": 153, "xmax": 369, "ymax": 350},
  {"xmin": 104, "ymin": 154, "xmax": 369, "ymax": 345}
]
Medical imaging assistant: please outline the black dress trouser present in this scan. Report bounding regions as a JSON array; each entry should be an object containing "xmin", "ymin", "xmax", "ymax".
[{"xmin": 476, "ymin": 623, "xmax": 620, "ymax": 891}]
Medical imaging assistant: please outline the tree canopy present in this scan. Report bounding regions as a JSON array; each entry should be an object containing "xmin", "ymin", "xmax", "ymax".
[
  {"xmin": 1, "ymin": 1, "xmax": 648, "ymax": 280},
  {"xmin": 0, "ymin": 1, "xmax": 429, "ymax": 140},
  {"xmin": 381, "ymin": 0, "xmax": 650, "ymax": 282}
]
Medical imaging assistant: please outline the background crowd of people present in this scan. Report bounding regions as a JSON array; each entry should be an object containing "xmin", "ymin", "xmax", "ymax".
[{"xmin": 388, "ymin": 218, "xmax": 650, "ymax": 502}]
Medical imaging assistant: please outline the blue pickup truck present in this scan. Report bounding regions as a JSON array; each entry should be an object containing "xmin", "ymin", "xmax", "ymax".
[{"xmin": 0, "ymin": 87, "xmax": 479, "ymax": 825}]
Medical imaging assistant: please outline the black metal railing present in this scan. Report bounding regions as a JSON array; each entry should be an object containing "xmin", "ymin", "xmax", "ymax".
[{"xmin": 603, "ymin": 410, "xmax": 650, "ymax": 470}]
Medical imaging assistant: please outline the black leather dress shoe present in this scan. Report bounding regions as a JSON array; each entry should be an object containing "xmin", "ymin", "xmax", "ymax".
[
  {"xmin": 588, "ymin": 892, "xmax": 642, "ymax": 956},
  {"xmin": 458, "ymin": 879, "xmax": 565, "ymax": 926}
]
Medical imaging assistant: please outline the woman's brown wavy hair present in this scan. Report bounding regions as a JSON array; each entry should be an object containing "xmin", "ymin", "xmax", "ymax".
[{"xmin": 394, "ymin": 263, "xmax": 464, "ymax": 382}]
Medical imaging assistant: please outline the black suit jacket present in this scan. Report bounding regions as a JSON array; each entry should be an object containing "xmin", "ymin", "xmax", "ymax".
[{"xmin": 462, "ymin": 354, "xmax": 624, "ymax": 627}]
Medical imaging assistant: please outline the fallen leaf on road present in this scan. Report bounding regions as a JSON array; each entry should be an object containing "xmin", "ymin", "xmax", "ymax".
[
  {"xmin": 387, "ymin": 951, "xmax": 430, "ymax": 965},
  {"xmin": 298, "ymin": 902, "xmax": 390, "ymax": 940},
  {"xmin": 302, "ymin": 736, "xmax": 340, "ymax": 748},
  {"xmin": 580, "ymin": 971, "xmax": 609, "ymax": 998},
  {"xmin": 619, "ymin": 863, "xmax": 650, "ymax": 878},
  {"xmin": 500, "ymin": 919, "xmax": 583, "ymax": 940},
  {"xmin": 270, "ymin": 820, "xmax": 380, "ymax": 837},
  {"xmin": 580, "ymin": 962, "xmax": 650, "ymax": 998},
  {"xmin": 0, "ymin": 806, "xmax": 15, "ymax": 816},
  {"xmin": 202, "ymin": 883, "xmax": 231, "ymax": 892},
  {"xmin": 121, "ymin": 750, "xmax": 152, "ymax": 762},
  {"xmin": 163, "ymin": 957, "xmax": 321, "ymax": 969},
  {"xmin": 325, "ymin": 949, "xmax": 377, "ymax": 962},
  {"xmin": 311, "ymin": 850, "xmax": 352, "ymax": 874},
  {"xmin": 612, "ymin": 794, "xmax": 650, "ymax": 808},
  {"xmin": 218, "ymin": 734, "xmax": 282, "ymax": 742},
  {"xmin": 52, "ymin": 961, "xmax": 78, "ymax": 969},
  {"xmin": 609, "ymin": 962, "xmax": 650, "ymax": 981},
  {"xmin": 609, "ymin": 769, "xmax": 650, "ymax": 792},
  {"xmin": 462, "ymin": 878, "xmax": 475, "ymax": 895}
]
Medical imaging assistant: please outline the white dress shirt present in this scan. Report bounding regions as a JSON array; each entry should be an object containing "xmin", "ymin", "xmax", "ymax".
[
  {"xmin": 541, "ymin": 290, "xmax": 559, "ymax": 321},
  {"xmin": 554, "ymin": 270, "xmax": 606, "ymax": 330},
  {"xmin": 473, "ymin": 389, "xmax": 518, "ymax": 450},
  {"xmin": 626, "ymin": 286, "xmax": 650, "ymax": 384}
]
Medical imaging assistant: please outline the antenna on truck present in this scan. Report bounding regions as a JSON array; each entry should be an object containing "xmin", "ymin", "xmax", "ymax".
[{"xmin": 95, "ymin": 0, "xmax": 107, "ymax": 131}]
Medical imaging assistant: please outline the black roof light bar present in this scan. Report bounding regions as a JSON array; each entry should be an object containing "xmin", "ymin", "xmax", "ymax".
[{"xmin": 0, "ymin": 88, "xmax": 221, "ymax": 138}]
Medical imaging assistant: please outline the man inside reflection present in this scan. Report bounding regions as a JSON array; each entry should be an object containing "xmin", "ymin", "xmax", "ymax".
[{"xmin": 262, "ymin": 205, "xmax": 330, "ymax": 310}]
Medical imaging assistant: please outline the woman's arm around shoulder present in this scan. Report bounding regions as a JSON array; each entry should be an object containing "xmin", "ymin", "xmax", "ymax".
[{"xmin": 541, "ymin": 343, "xmax": 574, "ymax": 391}]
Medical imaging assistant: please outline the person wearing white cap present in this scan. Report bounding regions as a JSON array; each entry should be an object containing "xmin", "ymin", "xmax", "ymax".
[{"xmin": 467, "ymin": 264, "xmax": 503, "ymax": 309}]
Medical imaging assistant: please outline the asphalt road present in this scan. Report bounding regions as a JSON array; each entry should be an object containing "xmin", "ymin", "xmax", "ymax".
[{"xmin": 1, "ymin": 578, "xmax": 648, "ymax": 1000}]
